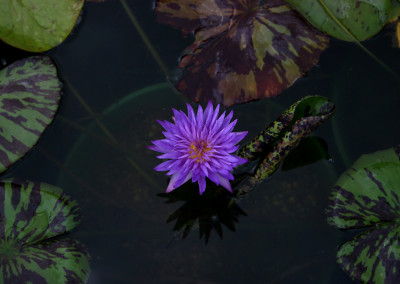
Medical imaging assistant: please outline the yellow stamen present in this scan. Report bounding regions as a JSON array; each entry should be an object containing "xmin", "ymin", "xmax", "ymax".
[{"xmin": 188, "ymin": 141, "xmax": 212, "ymax": 163}]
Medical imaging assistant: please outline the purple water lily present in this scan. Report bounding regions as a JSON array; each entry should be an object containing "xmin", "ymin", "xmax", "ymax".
[{"xmin": 149, "ymin": 101, "xmax": 248, "ymax": 195}]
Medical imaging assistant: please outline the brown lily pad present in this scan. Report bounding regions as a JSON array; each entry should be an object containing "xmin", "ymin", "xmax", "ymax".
[{"xmin": 155, "ymin": 0, "xmax": 330, "ymax": 107}]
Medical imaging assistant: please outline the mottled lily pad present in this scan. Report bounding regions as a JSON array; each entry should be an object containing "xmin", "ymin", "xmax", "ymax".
[
  {"xmin": 286, "ymin": 0, "xmax": 391, "ymax": 41},
  {"xmin": 238, "ymin": 95, "xmax": 335, "ymax": 184},
  {"xmin": 0, "ymin": 178, "xmax": 90, "ymax": 283},
  {"xmin": 327, "ymin": 146, "xmax": 400, "ymax": 283},
  {"xmin": 0, "ymin": 0, "xmax": 84, "ymax": 52},
  {"xmin": 155, "ymin": 0, "xmax": 329, "ymax": 107},
  {"xmin": 0, "ymin": 56, "xmax": 61, "ymax": 174}
]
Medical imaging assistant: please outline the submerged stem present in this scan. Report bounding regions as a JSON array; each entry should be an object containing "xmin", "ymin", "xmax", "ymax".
[
  {"xmin": 119, "ymin": 0, "xmax": 170, "ymax": 78},
  {"xmin": 63, "ymin": 77, "xmax": 162, "ymax": 191}
]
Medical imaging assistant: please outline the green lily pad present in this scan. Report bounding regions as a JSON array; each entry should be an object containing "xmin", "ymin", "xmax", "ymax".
[
  {"xmin": 0, "ymin": 56, "xmax": 61, "ymax": 174},
  {"xmin": 286, "ymin": 0, "xmax": 391, "ymax": 41},
  {"xmin": 0, "ymin": 0, "xmax": 84, "ymax": 52},
  {"xmin": 0, "ymin": 178, "xmax": 90, "ymax": 283},
  {"xmin": 327, "ymin": 146, "xmax": 400, "ymax": 283}
]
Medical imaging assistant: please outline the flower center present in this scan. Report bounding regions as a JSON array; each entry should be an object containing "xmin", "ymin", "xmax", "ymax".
[
  {"xmin": 189, "ymin": 141, "xmax": 212, "ymax": 163},
  {"xmin": 0, "ymin": 239, "xmax": 19, "ymax": 260}
]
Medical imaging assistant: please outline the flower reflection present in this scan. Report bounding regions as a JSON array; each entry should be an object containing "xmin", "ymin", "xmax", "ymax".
[{"xmin": 159, "ymin": 180, "xmax": 247, "ymax": 244}]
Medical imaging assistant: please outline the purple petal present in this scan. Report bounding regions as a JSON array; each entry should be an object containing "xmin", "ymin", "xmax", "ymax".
[
  {"xmin": 147, "ymin": 145, "xmax": 159, "ymax": 152},
  {"xmin": 166, "ymin": 173, "xmax": 180, "ymax": 193},
  {"xmin": 157, "ymin": 120, "xmax": 178, "ymax": 134},
  {"xmin": 217, "ymin": 173, "xmax": 233, "ymax": 193},
  {"xmin": 231, "ymin": 156, "xmax": 248, "ymax": 167},
  {"xmin": 154, "ymin": 160, "xmax": 175, "ymax": 171},
  {"xmin": 186, "ymin": 103, "xmax": 196, "ymax": 122},
  {"xmin": 198, "ymin": 177, "xmax": 206, "ymax": 195},
  {"xmin": 196, "ymin": 104, "xmax": 204, "ymax": 127},
  {"xmin": 199, "ymin": 163, "xmax": 209, "ymax": 176},
  {"xmin": 207, "ymin": 171, "xmax": 220, "ymax": 185},
  {"xmin": 208, "ymin": 112, "xmax": 226, "ymax": 138},
  {"xmin": 203, "ymin": 101, "xmax": 214, "ymax": 128},
  {"xmin": 229, "ymin": 131, "xmax": 248, "ymax": 145},
  {"xmin": 218, "ymin": 169, "xmax": 234, "ymax": 180},
  {"xmin": 156, "ymin": 152, "xmax": 182, "ymax": 159},
  {"xmin": 174, "ymin": 170, "xmax": 192, "ymax": 189},
  {"xmin": 221, "ymin": 111, "xmax": 234, "ymax": 129}
]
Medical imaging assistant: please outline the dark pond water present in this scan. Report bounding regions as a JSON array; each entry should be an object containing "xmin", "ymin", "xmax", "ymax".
[{"xmin": 2, "ymin": 1, "xmax": 400, "ymax": 283}]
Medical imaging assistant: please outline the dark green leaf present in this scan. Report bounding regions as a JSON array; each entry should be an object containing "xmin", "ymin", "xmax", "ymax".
[
  {"xmin": 286, "ymin": 0, "xmax": 391, "ymax": 41},
  {"xmin": 0, "ymin": 56, "xmax": 61, "ymax": 174},
  {"xmin": 0, "ymin": 0, "xmax": 84, "ymax": 52},
  {"xmin": 281, "ymin": 136, "xmax": 330, "ymax": 171}
]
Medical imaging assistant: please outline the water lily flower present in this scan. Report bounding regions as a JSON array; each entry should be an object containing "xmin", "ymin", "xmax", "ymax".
[{"xmin": 149, "ymin": 101, "xmax": 247, "ymax": 195}]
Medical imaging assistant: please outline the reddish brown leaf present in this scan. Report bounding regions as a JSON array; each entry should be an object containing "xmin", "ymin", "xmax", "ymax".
[{"xmin": 156, "ymin": 0, "xmax": 329, "ymax": 107}]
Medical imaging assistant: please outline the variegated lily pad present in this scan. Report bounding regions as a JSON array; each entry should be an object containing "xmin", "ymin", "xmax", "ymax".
[
  {"xmin": 155, "ymin": 0, "xmax": 329, "ymax": 107},
  {"xmin": 238, "ymin": 95, "xmax": 335, "ymax": 183},
  {"xmin": 0, "ymin": 56, "xmax": 61, "ymax": 174},
  {"xmin": 337, "ymin": 222, "xmax": 400, "ymax": 283},
  {"xmin": 0, "ymin": 0, "xmax": 84, "ymax": 52},
  {"xmin": 0, "ymin": 178, "xmax": 90, "ymax": 283},
  {"xmin": 327, "ymin": 146, "xmax": 400, "ymax": 283}
]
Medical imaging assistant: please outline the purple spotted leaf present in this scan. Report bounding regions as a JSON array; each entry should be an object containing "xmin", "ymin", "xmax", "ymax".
[
  {"xmin": 327, "ymin": 146, "xmax": 400, "ymax": 283},
  {"xmin": 0, "ymin": 56, "xmax": 61, "ymax": 174},
  {"xmin": 155, "ymin": 0, "xmax": 329, "ymax": 107},
  {"xmin": 0, "ymin": 178, "xmax": 90, "ymax": 283}
]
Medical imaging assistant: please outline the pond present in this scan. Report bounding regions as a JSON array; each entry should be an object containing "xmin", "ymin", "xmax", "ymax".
[{"xmin": 1, "ymin": 0, "xmax": 400, "ymax": 283}]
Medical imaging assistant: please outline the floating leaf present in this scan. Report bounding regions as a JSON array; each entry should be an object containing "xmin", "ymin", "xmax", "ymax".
[
  {"xmin": 0, "ymin": 178, "xmax": 90, "ymax": 283},
  {"xmin": 0, "ymin": 178, "xmax": 81, "ymax": 244},
  {"xmin": 337, "ymin": 222, "xmax": 400, "ymax": 284},
  {"xmin": 0, "ymin": 0, "xmax": 84, "ymax": 52},
  {"xmin": 286, "ymin": 0, "xmax": 391, "ymax": 41},
  {"xmin": 155, "ymin": 0, "xmax": 329, "ymax": 107},
  {"xmin": 0, "ymin": 56, "xmax": 61, "ymax": 174},
  {"xmin": 236, "ymin": 95, "xmax": 335, "ymax": 195},
  {"xmin": 327, "ymin": 146, "xmax": 400, "ymax": 229},
  {"xmin": 327, "ymin": 146, "xmax": 400, "ymax": 284},
  {"xmin": 239, "ymin": 96, "xmax": 335, "ymax": 174},
  {"xmin": 0, "ymin": 238, "xmax": 90, "ymax": 283}
]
